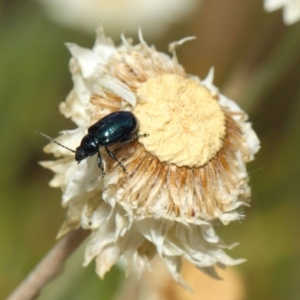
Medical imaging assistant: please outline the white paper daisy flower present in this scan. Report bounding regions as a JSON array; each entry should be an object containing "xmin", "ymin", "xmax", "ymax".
[
  {"xmin": 264, "ymin": 0, "xmax": 300, "ymax": 25},
  {"xmin": 38, "ymin": 0, "xmax": 199, "ymax": 38},
  {"xmin": 40, "ymin": 28, "xmax": 260, "ymax": 289}
]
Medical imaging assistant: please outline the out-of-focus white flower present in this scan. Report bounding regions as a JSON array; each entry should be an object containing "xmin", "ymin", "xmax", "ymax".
[
  {"xmin": 38, "ymin": 0, "xmax": 199, "ymax": 37},
  {"xmin": 40, "ymin": 28, "xmax": 260, "ymax": 290},
  {"xmin": 264, "ymin": 0, "xmax": 300, "ymax": 25}
]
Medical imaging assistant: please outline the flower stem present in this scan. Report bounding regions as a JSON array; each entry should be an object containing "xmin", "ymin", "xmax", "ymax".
[{"xmin": 7, "ymin": 228, "xmax": 90, "ymax": 300}]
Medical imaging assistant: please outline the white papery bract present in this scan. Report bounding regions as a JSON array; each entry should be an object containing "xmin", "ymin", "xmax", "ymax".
[{"xmin": 264, "ymin": 0, "xmax": 300, "ymax": 25}]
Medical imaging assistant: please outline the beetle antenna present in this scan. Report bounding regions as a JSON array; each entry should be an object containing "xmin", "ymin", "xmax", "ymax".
[{"xmin": 36, "ymin": 131, "xmax": 76, "ymax": 153}]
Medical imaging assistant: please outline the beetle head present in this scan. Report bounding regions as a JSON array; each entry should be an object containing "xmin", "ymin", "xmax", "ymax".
[{"xmin": 75, "ymin": 134, "xmax": 99, "ymax": 163}]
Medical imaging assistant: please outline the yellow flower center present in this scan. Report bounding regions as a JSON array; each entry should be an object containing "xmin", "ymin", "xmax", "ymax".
[{"xmin": 133, "ymin": 74, "xmax": 226, "ymax": 168}]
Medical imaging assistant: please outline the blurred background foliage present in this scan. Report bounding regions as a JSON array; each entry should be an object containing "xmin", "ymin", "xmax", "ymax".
[{"xmin": 1, "ymin": 0, "xmax": 300, "ymax": 299}]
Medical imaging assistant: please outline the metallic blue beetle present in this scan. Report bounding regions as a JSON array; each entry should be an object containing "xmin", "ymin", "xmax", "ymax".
[{"xmin": 37, "ymin": 111, "xmax": 146, "ymax": 175}]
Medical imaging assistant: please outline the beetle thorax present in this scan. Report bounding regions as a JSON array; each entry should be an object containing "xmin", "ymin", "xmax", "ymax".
[{"xmin": 75, "ymin": 134, "xmax": 99, "ymax": 162}]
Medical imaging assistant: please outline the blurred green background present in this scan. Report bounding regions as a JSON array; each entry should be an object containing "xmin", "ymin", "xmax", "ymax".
[{"xmin": 1, "ymin": 0, "xmax": 300, "ymax": 299}]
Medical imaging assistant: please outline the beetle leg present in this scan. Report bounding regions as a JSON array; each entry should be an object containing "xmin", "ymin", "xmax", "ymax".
[
  {"xmin": 97, "ymin": 150, "xmax": 105, "ymax": 176},
  {"xmin": 137, "ymin": 133, "xmax": 149, "ymax": 138},
  {"xmin": 121, "ymin": 133, "xmax": 149, "ymax": 143},
  {"xmin": 105, "ymin": 147, "xmax": 127, "ymax": 172}
]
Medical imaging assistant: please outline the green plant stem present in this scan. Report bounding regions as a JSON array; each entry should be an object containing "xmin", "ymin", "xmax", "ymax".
[{"xmin": 7, "ymin": 228, "xmax": 90, "ymax": 300}]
